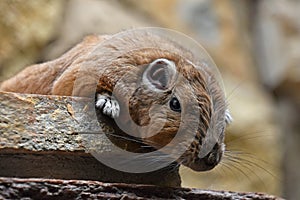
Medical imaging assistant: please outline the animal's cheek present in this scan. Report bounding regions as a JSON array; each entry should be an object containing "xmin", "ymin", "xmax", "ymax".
[
  {"xmin": 141, "ymin": 116, "xmax": 195, "ymax": 151},
  {"xmin": 142, "ymin": 125, "xmax": 179, "ymax": 149}
]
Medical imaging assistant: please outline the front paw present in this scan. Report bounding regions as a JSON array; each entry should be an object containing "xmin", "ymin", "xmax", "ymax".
[{"xmin": 96, "ymin": 94, "xmax": 120, "ymax": 118}]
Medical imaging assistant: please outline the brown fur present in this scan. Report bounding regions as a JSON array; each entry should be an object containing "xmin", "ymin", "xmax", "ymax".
[
  {"xmin": 0, "ymin": 35, "xmax": 109, "ymax": 95},
  {"xmin": 0, "ymin": 31, "xmax": 228, "ymax": 171}
]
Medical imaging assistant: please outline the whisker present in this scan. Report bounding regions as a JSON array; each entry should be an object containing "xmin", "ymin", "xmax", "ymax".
[
  {"xmin": 220, "ymin": 161, "xmax": 244, "ymax": 182},
  {"xmin": 225, "ymin": 80, "xmax": 245, "ymax": 104},
  {"xmin": 79, "ymin": 131, "xmax": 161, "ymax": 148},
  {"xmin": 108, "ymin": 132, "xmax": 174, "ymax": 152},
  {"xmin": 225, "ymin": 153, "xmax": 278, "ymax": 180},
  {"xmin": 225, "ymin": 149, "xmax": 277, "ymax": 170},
  {"xmin": 213, "ymin": 166, "xmax": 225, "ymax": 180},
  {"xmin": 225, "ymin": 150, "xmax": 275, "ymax": 168},
  {"xmin": 225, "ymin": 156, "xmax": 269, "ymax": 190},
  {"xmin": 225, "ymin": 131, "xmax": 273, "ymax": 145},
  {"xmin": 222, "ymin": 158, "xmax": 253, "ymax": 183}
]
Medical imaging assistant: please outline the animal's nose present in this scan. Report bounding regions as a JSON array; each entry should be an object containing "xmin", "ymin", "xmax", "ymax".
[
  {"xmin": 190, "ymin": 143, "xmax": 222, "ymax": 171},
  {"xmin": 203, "ymin": 143, "xmax": 222, "ymax": 167},
  {"xmin": 187, "ymin": 141, "xmax": 223, "ymax": 171}
]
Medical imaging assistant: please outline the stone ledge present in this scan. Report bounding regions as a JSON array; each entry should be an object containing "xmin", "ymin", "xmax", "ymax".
[
  {"xmin": 0, "ymin": 91, "xmax": 180, "ymax": 187},
  {"xmin": 0, "ymin": 177, "xmax": 284, "ymax": 200}
]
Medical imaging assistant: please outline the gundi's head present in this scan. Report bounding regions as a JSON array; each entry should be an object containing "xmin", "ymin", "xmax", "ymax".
[
  {"xmin": 126, "ymin": 57, "xmax": 232, "ymax": 171},
  {"xmin": 91, "ymin": 28, "xmax": 232, "ymax": 172}
]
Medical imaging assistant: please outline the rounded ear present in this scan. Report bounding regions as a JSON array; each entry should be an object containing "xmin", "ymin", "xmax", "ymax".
[{"xmin": 142, "ymin": 58, "xmax": 177, "ymax": 91}]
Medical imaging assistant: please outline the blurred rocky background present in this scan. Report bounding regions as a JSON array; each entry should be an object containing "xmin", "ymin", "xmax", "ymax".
[{"xmin": 0, "ymin": 0, "xmax": 299, "ymax": 199}]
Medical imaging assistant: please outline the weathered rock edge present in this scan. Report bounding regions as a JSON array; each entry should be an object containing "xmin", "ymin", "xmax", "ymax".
[
  {"xmin": 0, "ymin": 177, "xmax": 284, "ymax": 200},
  {"xmin": 0, "ymin": 91, "xmax": 180, "ymax": 187}
]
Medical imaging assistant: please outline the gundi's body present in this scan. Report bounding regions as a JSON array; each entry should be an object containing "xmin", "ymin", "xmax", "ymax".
[{"xmin": 0, "ymin": 29, "xmax": 232, "ymax": 172}]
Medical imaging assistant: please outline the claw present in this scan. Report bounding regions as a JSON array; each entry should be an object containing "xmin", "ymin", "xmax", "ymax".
[{"xmin": 96, "ymin": 94, "xmax": 120, "ymax": 118}]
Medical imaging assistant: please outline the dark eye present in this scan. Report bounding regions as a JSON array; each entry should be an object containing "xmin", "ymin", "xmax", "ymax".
[{"xmin": 169, "ymin": 97, "xmax": 181, "ymax": 112}]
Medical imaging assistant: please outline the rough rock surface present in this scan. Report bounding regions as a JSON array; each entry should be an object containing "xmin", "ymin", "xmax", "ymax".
[
  {"xmin": 0, "ymin": 92, "xmax": 181, "ymax": 187},
  {"xmin": 0, "ymin": 177, "xmax": 284, "ymax": 200}
]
